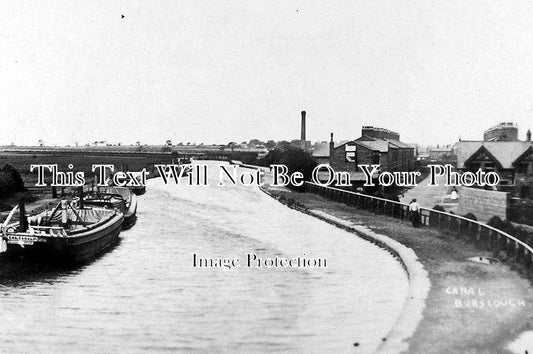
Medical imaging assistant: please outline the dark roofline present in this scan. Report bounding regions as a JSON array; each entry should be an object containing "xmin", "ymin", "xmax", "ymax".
[
  {"xmin": 512, "ymin": 145, "xmax": 533, "ymax": 166},
  {"xmin": 333, "ymin": 140, "xmax": 354, "ymax": 149},
  {"xmin": 463, "ymin": 145, "xmax": 503, "ymax": 169}
]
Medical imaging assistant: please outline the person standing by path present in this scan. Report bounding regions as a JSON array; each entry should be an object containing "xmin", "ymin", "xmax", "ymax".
[{"xmin": 409, "ymin": 199, "xmax": 421, "ymax": 227}]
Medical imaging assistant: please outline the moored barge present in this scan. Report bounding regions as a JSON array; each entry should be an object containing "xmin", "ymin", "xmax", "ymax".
[{"xmin": 1, "ymin": 200, "xmax": 123, "ymax": 264}]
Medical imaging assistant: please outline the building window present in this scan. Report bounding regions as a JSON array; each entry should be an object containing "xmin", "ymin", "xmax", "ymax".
[
  {"xmin": 484, "ymin": 162, "xmax": 495, "ymax": 172},
  {"xmin": 372, "ymin": 152, "xmax": 380, "ymax": 164},
  {"xmin": 345, "ymin": 145, "xmax": 357, "ymax": 166}
]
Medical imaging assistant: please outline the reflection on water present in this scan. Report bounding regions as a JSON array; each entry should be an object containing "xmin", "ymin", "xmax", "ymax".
[{"xmin": 0, "ymin": 161, "xmax": 408, "ymax": 353}]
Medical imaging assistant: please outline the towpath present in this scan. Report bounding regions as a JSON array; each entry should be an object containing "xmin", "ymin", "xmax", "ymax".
[
  {"xmin": 264, "ymin": 184, "xmax": 533, "ymax": 354},
  {"xmin": 400, "ymin": 173, "xmax": 459, "ymax": 213}
]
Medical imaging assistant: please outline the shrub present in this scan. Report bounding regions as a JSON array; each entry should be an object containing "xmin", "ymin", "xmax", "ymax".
[
  {"xmin": 258, "ymin": 149, "xmax": 282, "ymax": 167},
  {"xmin": 500, "ymin": 220, "xmax": 515, "ymax": 235},
  {"xmin": 512, "ymin": 224, "xmax": 531, "ymax": 242},
  {"xmin": 508, "ymin": 201, "xmax": 533, "ymax": 226},
  {"xmin": 228, "ymin": 152, "xmax": 259, "ymax": 165},
  {"xmin": 487, "ymin": 216, "xmax": 504, "ymax": 230},
  {"xmin": 0, "ymin": 164, "xmax": 25, "ymax": 198},
  {"xmin": 463, "ymin": 213, "xmax": 477, "ymax": 221},
  {"xmin": 432, "ymin": 205, "xmax": 446, "ymax": 212}
]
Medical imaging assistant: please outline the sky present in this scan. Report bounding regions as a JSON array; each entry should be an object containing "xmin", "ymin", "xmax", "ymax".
[{"xmin": 2, "ymin": 1, "xmax": 533, "ymax": 146}]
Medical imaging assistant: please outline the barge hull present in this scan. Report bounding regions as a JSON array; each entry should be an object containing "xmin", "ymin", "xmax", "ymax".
[{"xmin": 5, "ymin": 214, "xmax": 124, "ymax": 264}]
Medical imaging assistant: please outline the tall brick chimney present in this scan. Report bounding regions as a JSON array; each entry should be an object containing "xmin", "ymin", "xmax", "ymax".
[{"xmin": 301, "ymin": 111, "xmax": 306, "ymax": 150}]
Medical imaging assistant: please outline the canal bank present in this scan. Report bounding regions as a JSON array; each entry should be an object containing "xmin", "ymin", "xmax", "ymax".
[
  {"xmin": 0, "ymin": 161, "xmax": 411, "ymax": 353},
  {"xmin": 263, "ymin": 184, "xmax": 533, "ymax": 354}
]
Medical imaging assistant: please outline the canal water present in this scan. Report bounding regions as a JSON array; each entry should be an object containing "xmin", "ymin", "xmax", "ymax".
[{"xmin": 0, "ymin": 161, "xmax": 408, "ymax": 353}]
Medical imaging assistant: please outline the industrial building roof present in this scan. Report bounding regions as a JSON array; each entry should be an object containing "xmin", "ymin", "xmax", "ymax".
[
  {"xmin": 387, "ymin": 139, "xmax": 412, "ymax": 149},
  {"xmin": 355, "ymin": 140, "xmax": 390, "ymax": 152}
]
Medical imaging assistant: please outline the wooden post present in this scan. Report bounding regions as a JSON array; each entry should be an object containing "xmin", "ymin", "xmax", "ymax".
[
  {"xmin": 488, "ymin": 229, "xmax": 494, "ymax": 249},
  {"xmin": 476, "ymin": 226, "xmax": 482, "ymax": 245},
  {"xmin": 19, "ymin": 198, "xmax": 28, "ymax": 232},
  {"xmin": 78, "ymin": 186, "xmax": 84, "ymax": 209},
  {"xmin": 52, "ymin": 186, "xmax": 57, "ymax": 198},
  {"xmin": 514, "ymin": 242, "xmax": 521, "ymax": 261},
  {"xmin": 505, "ymin": 238, "xmax": 510, "ymax": 254}
]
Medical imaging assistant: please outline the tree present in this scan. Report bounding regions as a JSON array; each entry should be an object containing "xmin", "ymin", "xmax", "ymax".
[
  {"xmin": 165, "ymin": 139, "xmax": 172, "ymax": 146},
  {"xmin": 227, "ymin": 142, "xmax": 236, "ymax": 151},
  {"xmin": 0, "ymin": 164, "xmax": 25, "ymax": 197},
  {"xmin": 265, "ymin": 140, "xmax": 276, "ymax": 150},
  {"xmin": 249, "ymin": 139, "xmax": 263, "ymax": 147},
  {"xmin": 290, "ymin": 139, "xmax": 302, "ymax": 147},
  {"xmin": 260, "ymin": 147, "xmax": 317, "ymax": 191},
  {"xmin": 277, "ymin": 140, "xmax": 291, "ymax": 150},
  {"xmin": 37, "ymin": 139, "xmax": 44, "ymax": 147}
]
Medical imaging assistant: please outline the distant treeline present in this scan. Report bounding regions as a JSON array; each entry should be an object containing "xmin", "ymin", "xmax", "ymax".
[{"xmin": 0, "ymin": 164, "xmax": 25, "ymax": 198}]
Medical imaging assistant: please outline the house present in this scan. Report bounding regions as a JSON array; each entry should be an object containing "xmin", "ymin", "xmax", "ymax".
[
  {"xmin": 428, "ymin": 146, "xmax": 456, "ymax": 162},
  {"xmin": 327, "ymin": 127, "xmax": 415, "ymax": 183},
  {"xmin": 456, "ymin": 141, "xmax": 533, "ymax": 185},
  {"xmin": 406, "ymin": 143, "xmax": 419, "ymax": 157}
]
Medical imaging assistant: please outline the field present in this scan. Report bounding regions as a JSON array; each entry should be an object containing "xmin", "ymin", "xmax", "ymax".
[
  {"xmin": 0, "ymin": 151, "xmax": 176, "ymax": 211},
  {"xmin": 0, "ymin": 152, "xmax": 174, "ymax": 182}
]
